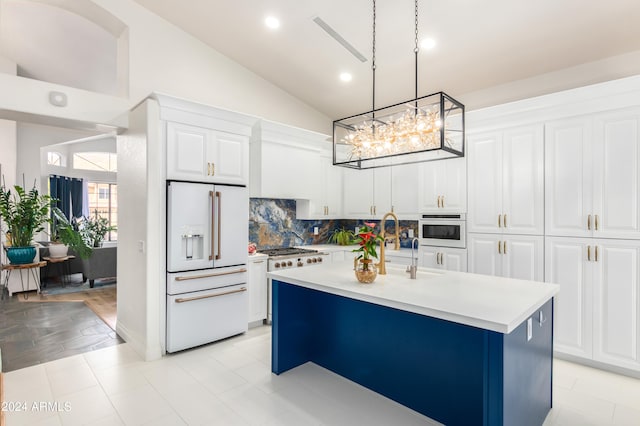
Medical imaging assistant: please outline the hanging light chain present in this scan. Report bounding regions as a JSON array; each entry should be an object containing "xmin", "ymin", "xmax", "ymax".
[
  {"xmin": 372, "ymin": 0, "xmax": 377, "ymax": 118},
  {"xmin": 414, "ymin": 0, "xmax": 419, "ymax": 100}
]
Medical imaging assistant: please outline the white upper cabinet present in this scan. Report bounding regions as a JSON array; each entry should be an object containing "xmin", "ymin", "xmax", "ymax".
[
  {"xmin": 546, "ymin": 109, "xmax": 640, "ymax": 239},
  {"xmin": 250, "ymin": 120, "xmax": 327, "ymax": 201},
  {"xmin": 166, "ymin": 122, "xmax": 249, "ymax": 185},
  {"xmin": 159, "ymin": 95, "xmax": 252, "ymax": 185},
  {"xmin": 418, "ymin": 157, "xmax": 466, "ymax": 213},
  {"xmin": 389, "ymin": 165, "xmax": 419, "ymax": 217},
  {"xmin": 468, "ymin": 233, "xmax": 543, "ymax": 281},
  {"xmin": 297, "ymin": 151, "xmax": 343, "ymax": 219},
  {"xmin": 342, "ymin": 167, "xmax": 393, "ymax": 219},
  {"xmin": 467, "ymin": 125, "xmax": 544, "ymax": 235}
]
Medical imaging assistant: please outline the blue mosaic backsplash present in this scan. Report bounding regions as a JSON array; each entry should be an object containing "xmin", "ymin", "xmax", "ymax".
[{"xmin": 249, "ymin": 198, "xmax": 418, "ymax": 249}]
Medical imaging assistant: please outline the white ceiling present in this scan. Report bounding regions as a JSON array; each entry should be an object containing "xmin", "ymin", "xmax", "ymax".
[{"xmin": 132, "ymin": 0, "xmax": 640, "ymax": 119}]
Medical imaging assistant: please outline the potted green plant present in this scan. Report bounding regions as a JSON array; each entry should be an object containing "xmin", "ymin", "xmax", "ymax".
[
  {"xmin": 352, "ymin": 222, "xmax": 384, "ymax": 283},
  {"xmin": 80, "ymin": 210, "xmax": 116, "ymax": 248},
  {"xmin": 50, "ymin": 207, "xmax": 93, "ymax": 259},
  {"xmin": 328, "ymin": 228, "xmax": 355, "ymax": 246},
  {"xmin": 0, "ymin": 183, "xmax": 51, "ymax": 264}
]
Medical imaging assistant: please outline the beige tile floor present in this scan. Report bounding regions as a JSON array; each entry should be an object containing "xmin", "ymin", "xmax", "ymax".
[{"xmin": 4, "ymin": 326, "xmax": 640, "ymax": 425}]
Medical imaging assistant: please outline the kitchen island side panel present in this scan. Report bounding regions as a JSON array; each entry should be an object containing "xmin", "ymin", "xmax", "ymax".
[{"xmin": 271, "ymin": 280, "xmax": 553, "ymax": 426}]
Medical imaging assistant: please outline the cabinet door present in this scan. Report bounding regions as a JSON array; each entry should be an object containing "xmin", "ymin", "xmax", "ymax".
[
  {"xmin": 592, "ymin": 239, "xmax": 640, "ymax": 370},
  {"xmin": 166, "ymin": 122, "xmax": 210, "ymax": 181},
  {"xmin": 442, "ymin": 157, "xmax": 467, "ymax": 212},
  {"xmin": 442, "ymin": 248, "xmax": 467, "ymax": 272},
  {"xmin": 419, "ymin": 247, "xmax": 441, "ymax": 269},
  {"xmin": 208, "ymin": 131, "xmax": 249, "ymax": 186},
  {"xmin": 545, "ymin": 237, "xmax": 594, "ymax": 359},
  {"xmin": 502, "ymin": 125, "xmax": 544, "ymax": 235},
  {"xmin": 502, "ymin": 235, "xmax": 543, "ymax": 281},
  {"xmin": 467, "ymin": 132, "xmax": 503, "ymax": 233},
  {"xmin": 343, "ymin": 168, "xmax": 375, "ymax": 218},
  {"xmin": 214, "ymin": 185, "xmax": 248, "ymax": 268},
  {"xmin": 592, "ymin": 111, "xmax": 640, "ymax": 240},
  {"xmin": 545, "ymin": 118, "xmax": 594, "ymax": 237},
  {"xmin": 373, "ymin": 167, "xmax": 392, "ymax": 216},
  {"xmin": 325, "ymin": 159, "xmax": 343, "ymax": 216},
  {"xmin": 391, "ymin": 164, "xmax": 419, "ymax": 218},
  {"xmin": 248, "ymin": 258, "xmax": 267, "ymax": 323},
  {"xmin": 467, "ymin": 233, "xmax": 502, "ymax": 276},
  {"xmin": 418, "ymin": 161, "xmax": 447, "ymax": 212}
]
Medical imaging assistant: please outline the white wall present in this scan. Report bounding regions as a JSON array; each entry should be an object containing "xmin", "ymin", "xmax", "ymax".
[
  {"xmin": 0, "ymin": 120, "xmax": 16, "ymax": 189},
  {"xmin": 0, "ymin": 0, "xmax": 331, "ymax": 134}
]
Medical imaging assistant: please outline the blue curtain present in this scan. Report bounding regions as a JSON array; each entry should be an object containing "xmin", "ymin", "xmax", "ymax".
[{"xmin": 49, "ymin": 175, "xmax": 83, "ymax": 220}]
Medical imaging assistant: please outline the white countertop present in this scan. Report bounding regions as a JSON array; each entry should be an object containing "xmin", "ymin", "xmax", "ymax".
[{"xmin": 268, "ymin": 262, "xmax": 559, "ymax": 334}]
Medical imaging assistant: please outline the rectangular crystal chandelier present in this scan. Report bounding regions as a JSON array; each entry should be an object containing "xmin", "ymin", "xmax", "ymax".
[{"xmin": 333, "ymin": 91, "xmax": 465, "ymax": 169}]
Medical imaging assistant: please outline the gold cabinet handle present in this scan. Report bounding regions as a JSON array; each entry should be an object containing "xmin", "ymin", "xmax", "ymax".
[
  {"xmin": 595, "ymin": 245, "xmax": 599, "ymax": 262},
  {"xmin": 588, "ymin": 214, "xmax": 592, "ymax": 230},
  {"xmin": 216, "ymin": 191, "xmax": 222, "ymax": 260},
  {"xmin": 503, "ymin": 214, "xmax": 507, "ymax": 228},
  {"xmin": 209, "ymin": 191, "xmax": 215, "ymax": 261},
  {"xmin": 211, "ymin": 162, "xmax": 215, "ymax": 176},
  {"xmin": 175, "ymin": 287, "xmax": 246, "ymax": 303},
  {"xmin": 442, "ymin": 195, "xmax": 445, "ymax": 208},
  {"xmin": 175, "ymin": 268, "xmax": 247, "ymax": 281},
  {"xmin": 207, "ymin": 162, "xmax": 210, "ymax": 176},
  {"xmin": 498, "ymin": 241, "xmax": 502, "ymax": 254},
  {"xmin": 437, "ymin": 252, "xmax": 441, "ymax": 265},
  {"xmin": 595, "ymin": 214, "xmax": 599, "ymax": 231},
  {"xmin": 437, "ymin": 196, "xmax": 441, "ymax": 208},
  {"xmin": 587, "ymin": 245, "xmax": 591, "ymax": 261},
  {"xmin": 498, "ymin": 214, "xmax": 502, "ymax": 228},
  {"xmin": 503, "ymin": 240, "xmax": 507, "ymax": 254}
]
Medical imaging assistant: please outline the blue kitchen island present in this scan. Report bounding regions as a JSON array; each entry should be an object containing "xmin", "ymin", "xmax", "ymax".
[{"xmin": 268, "ymin": 263, "xmax": 559, "ymax": 426}]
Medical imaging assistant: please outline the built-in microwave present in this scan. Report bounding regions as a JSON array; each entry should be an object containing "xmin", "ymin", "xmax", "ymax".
[{"xmin": 419, "ymin": 213, "xmax": 466, "ymax": 248}]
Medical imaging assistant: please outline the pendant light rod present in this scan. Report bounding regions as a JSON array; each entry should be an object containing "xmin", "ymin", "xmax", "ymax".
[
  {"xmin": 372, "ymin": 0, "xmax": 377, "ymax": 120},
  {"xmin": 414, "ymin": 0, "xmax": 419, "ymax": 100}
]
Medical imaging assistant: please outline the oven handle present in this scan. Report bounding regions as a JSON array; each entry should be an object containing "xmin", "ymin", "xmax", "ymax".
[
  {"xmin": 175, "ymin": 287, "xmax": 246, "ymax": 303},
  {"xmin": 174, "ymin": 268, "xmax": 247, "ymax": 281}
]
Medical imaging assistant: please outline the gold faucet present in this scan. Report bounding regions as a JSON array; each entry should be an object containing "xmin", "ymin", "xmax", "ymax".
[{"xmin": 378, "ymin": 211, "xmax": 400, "ymax": 275}]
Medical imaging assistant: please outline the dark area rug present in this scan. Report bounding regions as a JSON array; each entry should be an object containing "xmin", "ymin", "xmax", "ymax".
[{"xmin": 40, "ymin": 273, "xmax": 116, "ymax": 296}]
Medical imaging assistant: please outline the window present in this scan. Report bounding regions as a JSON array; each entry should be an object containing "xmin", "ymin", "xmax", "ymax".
[
  {"xmin": 87, "ymin": 182, "xmax": 118, "ymax": 241},
  {"xmin": 73, "ymin": 152, "xmax": 117, "ymax": 172},
  {"xmin": 47, "ymin": 152, "xmax": 63, "ymax": 166}
]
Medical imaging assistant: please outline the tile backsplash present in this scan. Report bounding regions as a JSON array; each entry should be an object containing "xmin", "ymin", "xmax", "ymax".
[{"xmin": 249, "ymin": 198, "xmax": 418, "ymax": 249}]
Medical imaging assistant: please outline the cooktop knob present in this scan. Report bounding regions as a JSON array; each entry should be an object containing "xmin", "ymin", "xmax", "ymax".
[
  {"xmin": 287, "ymin": 260, "xmax": 293, "ymax": 266},
  {"xmin": 297, "ymin": 261, "xmax": 303, "ymax": 267},
  {"xmin": 312, "ymin": 258, "xmax": 317, "ymax": 263},
  {"xmin": 274, "ymin": 262, "xmax": 280, "ymax": 268},
  {"xmin": 318, "ymin": 257, "xmax": 323, "ymax": 262},
  {"xmin": 307, "ymin": 258, "xmax": 312, "ymax": 264}
]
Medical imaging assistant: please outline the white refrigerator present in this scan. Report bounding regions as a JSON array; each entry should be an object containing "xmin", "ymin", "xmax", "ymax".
[{"xmin": 166, "ymin": 181, "xmax": 248, "ymax": 353}]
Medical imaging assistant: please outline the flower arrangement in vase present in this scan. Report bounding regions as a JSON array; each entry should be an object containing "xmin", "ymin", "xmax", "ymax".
[{"xmin": 352, "ymin": 222, "xmax": 384, "ymax": 283}]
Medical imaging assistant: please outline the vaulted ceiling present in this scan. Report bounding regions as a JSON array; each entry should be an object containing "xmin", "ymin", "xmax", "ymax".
[{"xmin": 132, "ymin": 0, "xmax": 640, "ymax": 119}]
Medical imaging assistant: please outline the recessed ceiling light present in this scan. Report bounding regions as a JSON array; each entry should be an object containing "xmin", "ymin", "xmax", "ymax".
[
  {"xmin": 339, "ymin": 72, "xmax": 352, "ymax": 82},
  {"xmin": 420, "ymin": 38, "xmax": 436, "ymax": 50},
  {"xmin": 265, "ymin": 16, "xmax": 280, "ymax": 30}
]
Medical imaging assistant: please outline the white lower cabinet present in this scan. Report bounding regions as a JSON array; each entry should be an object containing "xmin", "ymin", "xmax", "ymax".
[
  {"xmin": 468, "ymin": 233, "xmax": 543, "ymax": 281},
  {"xmin": 546, "ymin": 237, "xmax": 640, "ymax": 371},
  {"xmin": 420, "ymin": 247, "xmax": 467, "ymax": 272},
  {"xmin": 248, "ymin": 256, "xmax": 268, "ymax": 324}
]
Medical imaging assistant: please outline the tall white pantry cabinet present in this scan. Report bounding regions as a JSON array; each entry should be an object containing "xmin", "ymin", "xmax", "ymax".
[
  {"xmin": 466, "ymin": 77, "xmax": 640, "ymax": 374},
  {"xmin": 545, "ymin": 108, "xmax": 640, "ymax": 373}
]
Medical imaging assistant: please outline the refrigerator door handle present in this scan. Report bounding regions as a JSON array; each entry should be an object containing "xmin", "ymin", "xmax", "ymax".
[
  {"xmin": 216, "ymin": 191, "xmax": 222, "ymax": 260},
  {"xmin": 209, "ymin": 191, "xmax": 215, "ymax": 261}
]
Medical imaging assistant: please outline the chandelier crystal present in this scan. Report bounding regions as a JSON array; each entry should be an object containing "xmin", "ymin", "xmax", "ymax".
[{"xmin": 333, "ymin": 0, "xmax": 465, "ymax": 169}]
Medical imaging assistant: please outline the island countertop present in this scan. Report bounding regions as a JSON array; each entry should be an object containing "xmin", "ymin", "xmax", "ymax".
[{"xmin": 268, "ymin": 262, "xmax": 559, "ymax": 334}]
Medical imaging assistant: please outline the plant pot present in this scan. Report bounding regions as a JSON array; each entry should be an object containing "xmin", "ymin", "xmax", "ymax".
[
  {"xmin": 6, "ymin": 246, "xmax": 37, "ymax": 264},
  {"xmin": 48, "ymin": 243, "xmax": 69, "ymax": 258},
  {"xmin": 355, "ymin": 258, "xmax": 377, "ymax": 284}
]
